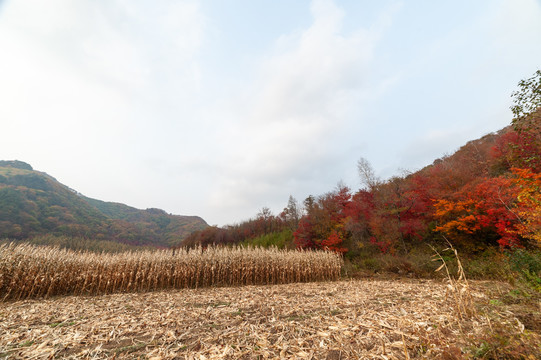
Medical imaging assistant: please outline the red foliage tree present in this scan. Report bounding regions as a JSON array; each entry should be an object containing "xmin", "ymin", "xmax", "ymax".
[
  {"xmin": 321, "ymin": 230, "xmax": 348, "ymax": 254},
  {"xmin": 293, "ymin": 216, "xmax": 315, "ymax": 249},
  {"xmin": 294, "ymin": 185, "xmax": 352, "ymax": 253},
  {"xmin": 434, "ymin": 176, "xmax": 522, "ymax": 249}
]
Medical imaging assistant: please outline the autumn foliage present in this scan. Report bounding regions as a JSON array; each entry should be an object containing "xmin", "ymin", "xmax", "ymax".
[
  {"xmin": 429, "ymin": 110, "xmax": 540, "ymax": 250},
  {"xmin": 185, "ymin": 108, "xmax": 541, "ymax": 256},
  {"xmin": 512, "ymin": 167, "xmax": 541, "ymax": 245},
  {"xmin": 292, "ymin": 186, "xmax": 351, "ymax": 253},
  {"xmin": 433, "ymin": 176, "xmax": 521, "ymax": 249},
  {"xmin": 188, "ymin": 68, "xmax": 541, "ymax": 256}
]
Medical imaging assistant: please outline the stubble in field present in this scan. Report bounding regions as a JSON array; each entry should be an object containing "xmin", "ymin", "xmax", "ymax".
[{"xmin": 1, "ymin": 279, "xmax": 535, "ymax": 359}]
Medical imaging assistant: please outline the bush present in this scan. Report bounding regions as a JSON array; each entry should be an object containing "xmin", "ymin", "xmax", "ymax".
[
  {"xmin": 462, "ymin": 248, "xmax": 510, "ymax": 280},
  {"xmin": 243, "ymin": 229, "xmax": 294, "ymax": 249},
  {"xmin": 506, "ymin": 248, "xmax": 541, "ymax": 291}
]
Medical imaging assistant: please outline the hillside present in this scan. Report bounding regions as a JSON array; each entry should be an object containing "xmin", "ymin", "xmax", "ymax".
[
  {"xmin": 185, "ymin": 109, "xmax": 540, "ymax": 258},
  {"xmin": 0, "ymin": 161, "xmax": 207, "ymax": 247}
]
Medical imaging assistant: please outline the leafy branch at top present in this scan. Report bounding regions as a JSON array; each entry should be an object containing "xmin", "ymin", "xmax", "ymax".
[{"xmin": 511, "ymin": 69, "xmax": 541, "ymax": 130}]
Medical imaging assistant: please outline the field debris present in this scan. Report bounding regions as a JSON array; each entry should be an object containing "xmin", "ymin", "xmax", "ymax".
[{"xmin": 1, "ymin": 279, "xmax": 533, "ymax": 359}]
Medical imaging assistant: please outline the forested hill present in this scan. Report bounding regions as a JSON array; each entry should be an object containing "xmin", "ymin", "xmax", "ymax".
[
  {"xmin": 184, "ymin": 108, "xmax": 541, "ymax": 254},
  {"xmin": 0, "ymin": 161, "xmax": 207, "ymax": 247}
]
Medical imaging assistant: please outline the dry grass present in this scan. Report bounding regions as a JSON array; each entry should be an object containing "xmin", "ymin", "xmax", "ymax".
[
  {"xmin": 1, "ymin": 279, "xmax": 538, "ymax": 359},
  {"xmin": 431, "ymin": 242, "xmax": 476, "ymax": 321},
  {"xmin": 0, "ymin": 243, "xmax": 342, "ymax": 300},
  {"xmin": 2, "ymin": 243, "xmax": 539, "ymax": 358}
]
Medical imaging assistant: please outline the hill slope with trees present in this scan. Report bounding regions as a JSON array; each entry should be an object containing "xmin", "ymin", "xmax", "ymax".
[
  {"xmin": 0, "ymin": 161, "xmax": 207, "ymax": 247},
  {"xmin": 184, "ymin": 110, "xmax": 540, "ymax": 254}
]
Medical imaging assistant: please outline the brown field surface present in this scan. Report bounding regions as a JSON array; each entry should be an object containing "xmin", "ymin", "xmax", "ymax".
[{"xmin": 1, "ymin": 279, "xmax": 538, "ymax": 359}]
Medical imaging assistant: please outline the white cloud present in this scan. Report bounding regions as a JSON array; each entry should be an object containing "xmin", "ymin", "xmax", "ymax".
[
  {"xmin": 0, "ymin": 0, "xmax": 394, "ymax": 225},
  {"xmin": 0, "ymin": 0, "xmax": 207, "ymax": 205},
  {"xmin": 203, "ymin": 0, "xmax": 383, "ymax": 220},
  {"xmin": 2, "ymin": 0, "xmax": 538, "ymax": 227}
]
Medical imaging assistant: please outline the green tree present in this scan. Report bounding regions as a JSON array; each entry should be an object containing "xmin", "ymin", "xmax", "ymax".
[
  {"xmin": 509, "ymin": 70, "xmax": 541, "ymax": 171},
  {"xmin": 511, "ymin": 69, "xmax": 541, "ymax": 128}
]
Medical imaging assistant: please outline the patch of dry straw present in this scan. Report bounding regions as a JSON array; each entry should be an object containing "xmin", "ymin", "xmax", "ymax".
[
  {"xmin": 1, "ymin": 279, "xmax": 525, "ymax": 359},
  {"xmin": 0, "ymin": 281, "xmax": 524, "ymax": 360}
]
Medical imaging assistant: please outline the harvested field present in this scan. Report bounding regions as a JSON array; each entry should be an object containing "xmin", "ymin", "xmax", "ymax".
[{"xmin": 1, "ymin": 279, "xmax": 538, "ymax": 359}]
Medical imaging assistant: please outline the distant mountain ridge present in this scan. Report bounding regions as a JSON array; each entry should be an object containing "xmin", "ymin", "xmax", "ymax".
[{"xmin": 0, "ymin": 161, "xmax": 208, "ymax": 247}]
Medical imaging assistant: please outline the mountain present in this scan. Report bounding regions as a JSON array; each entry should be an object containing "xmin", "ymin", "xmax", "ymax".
[{"xmin": 0, "ymin": 161, "xmax": 208, "ymax": 247}]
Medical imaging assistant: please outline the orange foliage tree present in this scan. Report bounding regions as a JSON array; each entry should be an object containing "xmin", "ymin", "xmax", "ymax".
[
  {"xmin": 512, "ymin": 168, "xmax": 541, "ymax": 246},
  {"xmin": 433, "ymin": 176, "xmax": 522, "ymax": 249}
]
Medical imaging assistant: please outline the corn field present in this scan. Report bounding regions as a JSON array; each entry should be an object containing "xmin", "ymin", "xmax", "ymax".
[{"xmin": 0, "ymin": 243, "xmax": 342, "ymax": 300}]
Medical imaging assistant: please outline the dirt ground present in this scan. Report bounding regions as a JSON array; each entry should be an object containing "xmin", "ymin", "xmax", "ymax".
[{"xmin": 0, "ymin": 279, "xmax": 538, "ymax": 359}]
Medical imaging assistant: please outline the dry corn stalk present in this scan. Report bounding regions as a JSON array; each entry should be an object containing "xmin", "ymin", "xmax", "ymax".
[
  {"xmin": 431, "ymin": 239, "xmax": 476, "ymax": 321},
  {"xmin": 0, "ymin": 243, "xmax": 342, "ymax": 300}
]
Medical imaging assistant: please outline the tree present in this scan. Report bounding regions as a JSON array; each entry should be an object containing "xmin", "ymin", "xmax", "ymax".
[
  {"xmin": 357, "ymin": 157, "xmax": 379, "ymax": 190},
  {"xmin": 280, "ymin": 195, "xmax": 301, "ymax": 230},
  {"xmin": 256, "ymin": 207, "xmax": 274, "ymax": 234},
  {"xmin": 490, "ymin": 123, "xmax": 541, "ymax": 172},
  {"xmin": 509, "ymin": 70, "xmax": 541, "ymax": 172},
  {"xmin": 303, "ymin": 195, "xmax": 315, "ymax": 214},
  {"xmin": 511, "ymin": 69, "xmax": 541, "ymax": 125},
  {"xmin": 257, "ymin": 207, "xmax": 272, "ymax": 220},
  {"xmin": 321, "ymin": 230, "xmax": 348, "ymax": 254},
  {"xmin": 433, "ymin": 177, "xmax": 521, "ymax": 249},
  {"xmin": 293, "ymin": 216, "xmax": 315, "ymax": 249},
  {"xmin": 294, "ymin": 185, "xmax": 352, "ymax": 253},
  {"xmin": 343, "ymin": 190, "xmax": 375, "ymax": 247},
  {"xmin": 512, "ymin": 168, "xmax": 541, "ymax": 246}
]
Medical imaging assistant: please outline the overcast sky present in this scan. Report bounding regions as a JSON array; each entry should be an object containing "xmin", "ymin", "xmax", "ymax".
[{"xmin": 1, "ymin": 0, "xmax": 540, "ymax": 226}]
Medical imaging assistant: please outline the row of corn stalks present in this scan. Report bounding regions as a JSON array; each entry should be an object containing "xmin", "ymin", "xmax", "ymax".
[{"xmin": 0, "ymin": 243, "xmax": 342, "ymax": 300}]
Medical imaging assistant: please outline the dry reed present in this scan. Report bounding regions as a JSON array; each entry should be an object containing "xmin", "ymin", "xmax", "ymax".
[
  {"xmin": 0, "ymin": 243, "xmax": 342, "ymax": 300},
  {"xmin": 431, "ymin": 239, "xmax": 477, "ymax": 321}
]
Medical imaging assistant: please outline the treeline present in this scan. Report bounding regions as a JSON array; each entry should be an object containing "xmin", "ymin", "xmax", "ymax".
[{"xmin": 183, "ymin": 201, "xmax": 299, "ymax": 248}]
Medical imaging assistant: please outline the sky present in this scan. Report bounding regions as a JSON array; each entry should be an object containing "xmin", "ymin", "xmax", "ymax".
[{"xmin": 1, "ymin": 0, "xmax": 540, "ymax": 226}]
